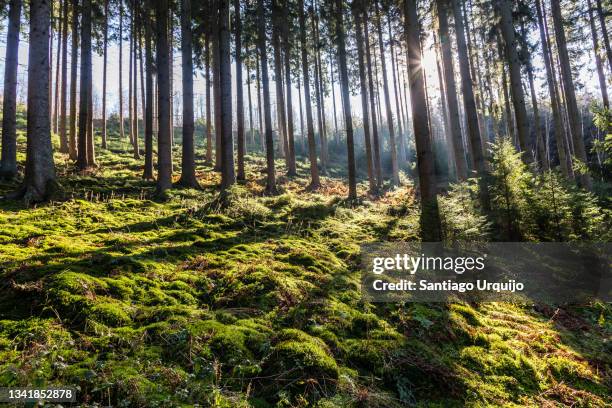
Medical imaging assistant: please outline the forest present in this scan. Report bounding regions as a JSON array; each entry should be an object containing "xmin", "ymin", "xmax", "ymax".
[{"xmin": 0, "ymin": 0, "xmax": 610, "ymax": 406}]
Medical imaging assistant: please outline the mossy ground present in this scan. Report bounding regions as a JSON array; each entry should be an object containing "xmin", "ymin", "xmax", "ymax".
[{"xmin": 0, "ymin": 131, "xmax": 610, "ymax": 407}]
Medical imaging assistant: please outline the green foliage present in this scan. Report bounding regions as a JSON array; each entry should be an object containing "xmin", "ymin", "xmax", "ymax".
[{"xmin": 438, "ymin": 180, "xmax": 490, "ymax": 241}]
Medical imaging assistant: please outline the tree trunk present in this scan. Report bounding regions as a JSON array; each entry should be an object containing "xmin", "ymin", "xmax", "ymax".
[
  {"xmin": 298, "ymin": 0, "xmax": 320, "ymax": 189},
  {"xmin": 177, "ymin": 0, "xmax": 199, "ymax": 187},
  {"xmin": 247, "ymin": 56, "xmax": 254, "ymax": 145},
  {"xmin": 330, "ymin": 53, "xmax": 339, "ymax": 142},
  {"xmin": 143, "ymin": 0, "xmax": 154, "ymax": 180},
  {"xmin": 86, "ymin": 76, "xmax": 95, "ymax": 166},
  {"xmin": 77, "ymin": 0, "xmax": 92, "ymax": 170},
  {"xmin": 69, "ymin": 0, "xmax": 78, "ymax": 160},
  {"xmin": 272, "ymin": 1, "xmax": 288, "ymax": 164},
  {"xmin": 595, "ymin": 0, "xmax": 612, "ymax": 73},
  {"xmin": 0, "ymin": 0, "xmax": 22, "ymax": 179},
  {"xmin": 59, "ymin": 0, "xmax": 69, "ymax": 153},
  {"xmin": 388, "ymin": 14, "xmax": 406, "ymax": 165},
  {"xmin": 234, "ymin": 0, "xmax": 246, "ymax": 181},
  {"xmin": 205, "ymin": 36, "xmax": 213, "ymax": 164},
  {"xmin": 334, "ymin": 0, "xmax": 357, "ymax": 200},
  {"xmin": 588, "ymin": 0, "xmax": 609, "ymax": 109},
  {"xmin": 363, "ymin": 10, "xmax": 383, "ymax": 190},
  {"xmin": 155, "ymin": 0, "xmax": 173, "ymax": 193},
  {"xmin": 256, "ymin": 53, "xmax": 264, "ymax": 147},
  {"xmin": 283, "ymin": 3, "xmax": 297, "ymax": 176},
  {"xmin": 536, "ymin": 0, "xmax": 570, "ymax": 176},
  {"xmin": 526, "ymin": 53, "xmax": 548, "ymax": 171},
  {"xmin": 403, "ymin": 0, "xmax": 442, "ymax": 242},
  {"xmin": 352, "ymin": 0, "xmax": 375, "ymax": 193},
  {"xmin": 119, "ymin": 3, "xmax": 125, "ymax": 140},
  {"xmin": 218, "ymin": 0, "xmax": 235, "ymax": 190},
  {"xmin": 212, "ymin": 11, "xmax": 222, "ymax": 171},
  {"xmin": 19, "ymin": 0, "xmax": 57, "ymax": 204},
  {"xmin": 131, "ymin": 4, "xmax": 140, "ymax": 159},
  {"xmin": 496, "ymin": 0, "xmax": 534, "ymax": 164},
  {"xmin": 101, "ymin": 0, "xmax": 108, "ymax": 148},
  {"xmin": 436, "ymin": 0, "xmax": 468, "ymax": 180},
  {"xmin": 311, "ymin": 6, "xmax": 328, "ymax": 172},
  {"xmin": 53, "ymin": 0, "xmax": 62, "ymax": 135},
  {"xmin": 550, "ymin": 0, "xmax": 592, "ymax": 189}
]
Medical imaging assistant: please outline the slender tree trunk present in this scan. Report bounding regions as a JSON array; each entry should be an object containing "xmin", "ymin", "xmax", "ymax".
[
  {"xmin": 297, "ymin": 73, "xmax": 305, "ymax": 150},
  {"xmin": 119, "ymin": 3, "xmax": 125, "ymax": 140},
  {"xmin": 0, "ymin": 0, "xmax": 22, "ymax": 179},
  {"xmin": 298, "ymin": 0, "xmax": 320, "ymax": 189},
  {"xmin": 129, "ymin": 11, "xmax": 134, "ymax": 146},
  {"xmin": 69, "ymin": 0, "xmax": 78, "ymax": 160},
  {"xmin": 234, "ymin": 0, "xmax": 246, "ymax": 181},
  {"xmin": 212, "ymin": 11, "xmax": 222, "ymax": 171},
  {"xmin": 434, "ymin": 33, "xmax": 455, "ymax": 180},
  {"xmin": 550, "ymin": 0, "xmax": 592, "ymax": 189},
  {"xmin": 256, "ymin": 53, "xmax": 264, "ymax": 148},
  {"xmin": 219, "ymin": 0, "xmax": 235, "ymax": 189},
  {"xmin": 352, "ymin": 0, "xmax": 375, "ymax": 193},
  {"xmin": 437, "ymin": 0, "xmax": 468, "ymax": 179},
  {"xmin": 143, "ymin": 1, "xmax": 154, "ymax": 180},
  {"xmin": 330, "ymin": 53, "xmax": 339, "ymax": 142},
  {"xmin": 101, "ymin": 0, "xmax": 108, "ymax": 148},
  {"xmin": 86, "ymin": 77, "xmax": 95, "ymax": 165},
  {"xmin": 311, "ymin": 6, "xmax": 328, "ymax": 172},
  {"xmin": 59, "ymin": 0, "xmax": 69, "ymax": 153},
  {"xmin": 334, "ymin": 0, "xmax": 356, "ymax": 200},
  {"xmin": 131, "ymin": 5, "xmax": 140, "ymax": 159},
  {"xmin": 388, "ymin": 14, "xmax": 406, "ymax": 165},
  {"xmin": 496, "ymin": 0, "xmax": 534, "ymax": 163},
  {"xmin": 176, "ymin": 0, "xmax": 199, "ymax": 187},
  {"xmin": 53, "ymin": 0, "xmax": 62, "ymax": 135},
  {"xmin": 49, "ymin": 1, "xmax": 53, "ymax": 121},
  {"xmin": 205, "ymin": 36, "xmax": 213, "ymax": 164},
  {"xmin": 588, "ymin": 0, "xmax": 609, "ymax": 109},
  {"xmin": 19, "ymin": 0, "xmax": 56, "ymax": 203},
  {"xmin": 155, "ymin": 0, "xmax": 173, "ymax": 193},
  {"xmin": 272, "ymin": 1, "xmax": 288, "ymax": 165},
  {"xmin": 527, "ymin": 56, "xmax": 548, "ymax": 171},
  {"xmin": 247, "ymin": 58, "xmax": 254, "ymax": 145},
  {"xmin": 363, "ymin": 11, "xmax": 383, "ymax": 189},
  {"xmin": 283, "ymin": 4, "xmax": 297, "ymax": 176},
  {"xmin": 77, "ymin": 0, "xmax": 92, "ymax": 170},
  {"xmin": 595, "ymin": 0, "xmax": 612, "ymax": 73},
  {"xmin": 403, "ymin": 0, "xmax": 442, "ymax": 242}
]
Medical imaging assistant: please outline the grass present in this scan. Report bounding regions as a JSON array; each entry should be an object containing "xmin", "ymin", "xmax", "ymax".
[{"xmin": 0, "ymin": 129, "xmax": 610, "ymax": 407}]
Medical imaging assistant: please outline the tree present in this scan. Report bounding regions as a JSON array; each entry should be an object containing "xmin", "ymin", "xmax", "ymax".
[
  {"xmin": 403, "ymin": 0, "xmax": 442, "ymax": 241},
  {"xmin": 101, "ymin": 0, "xmax": 109, "ymax": 148},
  {"xmin": 59, "ymin": 0, "xmax": 69, "ymax": 154},
  {"xmin": 272, "ymin": 0, "xmax": 289, "ymax": 168},
  {"xmin": 177, "ymin": 0, "xmax": 200, "ymax": 188},
  {"xmin": 282, "ymin": 2, "xmax": 297, "ymax": 177},
  {"xmin": 156, "ymin": 0, "xmax": 173, "ymax": 193},
  {"xmin": 69, "ymin": 0, "xmax": 78, "ymax": 160},
  {"xmin": 595, "ymin": 0, "xmax": 612, "ymax": 73},
  {"xmin": 436, "ymin": 0, "xmax": 468, "ymax": 180},
  {"xmin": 298, "ymin": 0, "xmax": 320, "ymax": 189},
  {"xmin": 18, "ymin": 0, "xmax": 57, "ymax": 203},
  {"xmin": 234, "ymin": 0, "xmax": 246, "ymax": 181},
  {"xmin": 550, "ymin": 0, "xmax": 592, "ymax": 190},
  {"xmin": 0, "ymin": 0, "xmax": 22, "ymax": 179},
  {"xmin": 588, "ymin": 0, "xmax": 609, "ymax": 109},
  {"xmin": 219, "ymin": 0, "xmax": 235, "ymax": 190},
  {"xmin": 143, "ymin": 0, "xmax": 154, "ymax": 180},
  {"xmin": 496, "ymin": 0, "xmax": 534, "ymax": 164},
  {"xmin": 77, "ymin": 0, "xmax": 93, "ymax": 170}
]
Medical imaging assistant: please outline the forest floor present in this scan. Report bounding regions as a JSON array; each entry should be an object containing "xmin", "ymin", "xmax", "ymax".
[{"xmin": 0, "ymin": 132, "xmax": 610, "ymax": 407}]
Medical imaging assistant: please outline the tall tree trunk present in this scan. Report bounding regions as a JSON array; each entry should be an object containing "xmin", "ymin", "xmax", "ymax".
[
  {"xmin": 119, "ymin": 2, "xmax": 125, "ymax": 140},
  {"xmin": 0, "ymin": 0, "xmax": 22, "ymax": 179},
  {"xmin": 77, "ymin": 0, "xmax": 92, "ymax": 170},
  {"xmin": 434, "ymin": 33, "xmax": 456, "ymax": 179},
  {"xmin": 297, "ymin": 73, "xmax": 305, "ymax": 150},
  {"xmin": 352, "ymin": 0, "xmax": 375, "ymax": 193},
  {"xmin": 101, "ymin": 0, "xmax": 108, "ymax": 148},
  {"xmin": 53, "ymin": 0, "xmax": 62, "ymax": 135},
  {"xmin": 363, "ymin": 11, "xmax": 383, "ymax": 190},
  {"xmin": 234, "ymin": 0, "xmax": 246, "ymax": 181},
  {"xmin": 143, "ymin": 0, "xmax": 154, "ymax": 180},
  {"xmin": 298, "ymin": 0, "xmax": 320, "ymax": 189},
  {"xmin": 550, "ymin": 0, "xmax": 592, "ymax": 189},
  {"xmin": 49, "ymin": 1, "xmax": 53, "ymax": 120},
  {"xmin": 177, "ymin": 0, "xmax": 199, "ymax": 187},
  {"xmin": 155, "ymin": 0, "xmax": 173, "ymax": 193},
  {"xmin": 212, "ymin": 11, "xmax": 222, "ymax": 171},
  {"xmin": 311, "ymin": 6, "xmax": 328, "ymax": 172},
  {"xmin": 436, "ymin": 0, "xmax": 468, "ymax": 180},
  {"xmin": 69, "ymin": 0, "xmax": 78, "ymax": 160},
  {"xmin": 595, "ymin": 0, "xmax": 612, "ymax": 73},
  {"xmin": 131, "ymin": 4, "xmax": 140, "ymax": 159},
  {"xmin": 588, "ymin": 0, "xmax": 609, "ymax": 109},
  {"xmin": 330, "ymin": 53, "xmax": 339, "ymax": 142},
  {"xmin": 334, "ymin": 0, "xmax": 356, "ymax": 200},
  {"xmin": 375, "ymin": 1, "xmax": 399, "ymax": 185},
  {"xmin": 59, "ymin": 0, "xmax": 69, "ymax": 153},
  {"xmin": 388, "ymin": 14, "xmax": 406, "ymax": 165},
  {"xmin": 19, "ymin": 0, "xmax": 57, "ymax": 203},
  {"xmin": 403, "ymin": 0, "xmax": 442, "ymax": 242},
  {"xmin": 496, "ymin": 0, "xmax": 534, "ymax": 164},
  {"xmin": 272, "ymin": 0, "xmax": 288, "ymax": 164},
  {"xmin": 256, "ymin": 52, "xmax": 264, "ymax": 147},
  {"xmin": 219, "ymin": 0, "xmax": 235, "ymax": 190},
  {"xmin": 86, "ymin": 77, "xmax": 95, "ymax": 165},
  {"xmin": 526, "ymin": 54, "xmax": 548, "ymax": 171},
  {"xmin": 205, "ymin": 36, "xmax": 213, "ymax": 163},
  {"xmin": 535, "ymin": 0, "xmax": 570, "ymax": 177},
  {"xmin": 283, "ymin": 4, "xmax": 297, "ymax": 176},
  {"xmin": 129, "ymin": 10, "xmax": 134, "ymax": 146},
  {"xmin": 247, "ymin": 57, "xmax": 254, "ymax": 145}
]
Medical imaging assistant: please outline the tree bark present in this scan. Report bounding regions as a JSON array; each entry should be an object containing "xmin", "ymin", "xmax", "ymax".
[
  {"xmin": 218, "ymin": 0, "xmax": 235, "ymax": 190},
  {"xmin": 234, "ymin": 0, "xmax": 246, "ymax": 181},
  {"xmin": 69, "ymin": 0, "xmax": 78, "ymax": 160},
  {"xmin": 436, "ymin": 0, "xmax": 468, "ymax": 180},
  {"xmin": 272, "ymin": 0, "xmax": 289, "ymax": 165},
  {"xmin": 101, "ymin": 0, "xmax": 108, "ymax": 148},
  {"xmin": 311, "ymin": 6, "xmax": 328, "ymax": 172},
  {"xmin": 155, "ymin": 0, "xmax": 173, "ymax": 193},
  {"xmin": 588, "ymin": 0, "xmax": 609, "ymax": 109},
  {"xmin": 595, "ymin": 0, "xmax": 612, "ymax": 73},
  {"xmin": 53, "ymin": 0, "xmax": 62, "ymax": 135},
  {"xmin": 388, "ymin": 13, "xmax": 406, "ymax": 165},
  {"xmin": 0, "ymin": 0, "xmax": 22, "ymax": 179},
  {"xmin": 77, "ymin": 0, "xmax": 92, "ymax": 170},
  {"xmin": 205, "ymin": 35, "xmax": 213, "ymax": 164},
  {"xmin": 59, "ymin": 0, "xmax": 69, "ymax": 153},
  {"xmin": 283, "ymin": 3, "xmax": 297, "ymax": 176},
  {"xmin": 143, "ymin": 0, "xmax": 154, "ymax": 180},
  {"xmin": 177, "ymin": 0, "xmax": 199, "ymax": 187},
  {"xmin": 403, "ymin": 0, "xmax": 442, "ymax": 242},
  {"xmin": 119, "ymin": 2, "xmax": 125, "ymax": 140},
  {"xmin": 298, "ymin": 0, "xmax": 320, "ymax": 189},
  {"xmin": 20, "ymin": 0, "xmax": 57, "ymax": 204},
  {"xmin": 550, "ymin": 0, "xmax": 592, "ymax": 189},
  {"xmin": 496, "ymin": 0, "xmax": 534, "ymax": 164}
]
